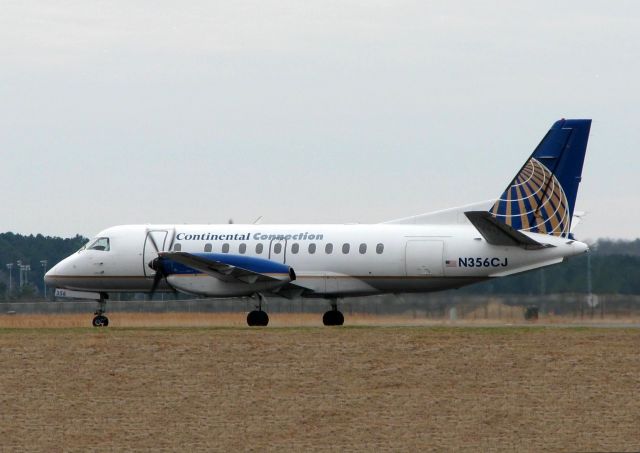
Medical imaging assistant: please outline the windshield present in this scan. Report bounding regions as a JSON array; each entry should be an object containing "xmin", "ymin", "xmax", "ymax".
[{"xmin": 86, "ymin": 237, "xmax": 110, "ymax": 251}]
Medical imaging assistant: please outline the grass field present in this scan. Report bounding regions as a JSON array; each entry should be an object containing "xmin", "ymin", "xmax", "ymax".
[
  {"xmin": 2, "ymin": 310, "xmax": 640, "ymax": 329},
  {"xmin": 0, "ymin": 318, "xmax": 639, "ymax": 451}
]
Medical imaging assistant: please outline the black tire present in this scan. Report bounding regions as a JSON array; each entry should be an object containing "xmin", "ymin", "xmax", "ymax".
[
  {"xmin": 256, "ymin": 310, "xmax": 269, "ymax": 327},
  {"xmin": 247, "ymin": 310, "xmax": 269, "ymax": 327},
  {"xmin": 323, "ymin": 310, "xmax": 344, "ymax": 326},
  {"xmin": 92, "ymin": 315, "xmax": 108, "ymax": 327}
]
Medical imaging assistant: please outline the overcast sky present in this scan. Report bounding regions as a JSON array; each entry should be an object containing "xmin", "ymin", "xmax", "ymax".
[{"xmin": 1, "ymin": 1, "xmax": 638, "ymax": 240}]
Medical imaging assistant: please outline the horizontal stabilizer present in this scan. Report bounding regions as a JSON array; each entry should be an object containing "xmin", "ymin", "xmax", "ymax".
[{"xmin": 464, "ymin": 211, "xmax": 548, "ymax": 249}]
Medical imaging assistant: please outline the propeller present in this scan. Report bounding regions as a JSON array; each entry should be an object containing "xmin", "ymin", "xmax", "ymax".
[
  {"xmin": 146, "ymin": 230, "xmax": 176, "ymax": 299},
  {"xmin": 148, "ymin": 257, "xmax": 165, "ymax": 298}
]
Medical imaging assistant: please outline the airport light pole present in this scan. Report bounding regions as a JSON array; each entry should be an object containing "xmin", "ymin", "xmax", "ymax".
[
  {"xmin": 5, "ymin": 263, "xmax": 13, "ymax": 296},
  {"xmin": 16, "ymin": 262, "xmax": 31, "ymax": 290},
  {"xmin": 40, "ymin": 260, "xmax": 48, "ymax": 299},
  {"xmin": 16, "ymin": 260, "xmax": 23, "ymax": 288}
]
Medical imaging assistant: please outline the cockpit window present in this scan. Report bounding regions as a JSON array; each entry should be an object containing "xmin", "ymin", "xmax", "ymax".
[{"xmin": 87, "ymin": 237, "xmax": 110, "ymax": 251}]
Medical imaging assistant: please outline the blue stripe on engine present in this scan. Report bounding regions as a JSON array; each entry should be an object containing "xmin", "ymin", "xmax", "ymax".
[{"xmin": 162, "ymin": 253, "xmax": 290, "ymax": 276}]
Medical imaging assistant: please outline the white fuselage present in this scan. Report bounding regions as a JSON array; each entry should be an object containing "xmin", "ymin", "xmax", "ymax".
[{"xmin": 45, "ymin": 223, "xmax": 588, "ymax": 298}]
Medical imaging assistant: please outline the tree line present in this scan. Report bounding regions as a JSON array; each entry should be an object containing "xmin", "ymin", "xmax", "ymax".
[{"xmin": 0, "ymin": 232, "xmax": 87, "ymax": 299}]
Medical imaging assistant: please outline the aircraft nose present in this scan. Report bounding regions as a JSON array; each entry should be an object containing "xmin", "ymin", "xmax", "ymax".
[
  {"xmin": 44, "ymin": 264, "xmax": 60, "ymax": 286},
  {"xmin": 44, "ymin": 268, "xmax": 55, "ymax": 286},
  {"xmin": 44, "ymin": 259, "xmax": 72, "ymax": 287}
]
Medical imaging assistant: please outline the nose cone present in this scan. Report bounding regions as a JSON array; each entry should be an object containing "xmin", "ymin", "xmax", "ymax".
[
  {"xmin": 44, "ymin": 267, "xmax": 56, "ymax": 286},
  {"xmin": 44, "ymin": 263, "xmax": 61, "ymax": 287},
  {"xmin": 44, "ymin": 256, "xmax": 74, "ymax": 288}
]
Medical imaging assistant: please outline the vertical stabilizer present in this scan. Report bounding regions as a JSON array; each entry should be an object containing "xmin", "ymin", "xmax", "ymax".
[{"xmin": 489, "ymin": 119, "xmax": 591, "ymax": 237}]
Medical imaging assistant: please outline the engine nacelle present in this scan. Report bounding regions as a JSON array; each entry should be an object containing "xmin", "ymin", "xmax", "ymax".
[{"xmin": 166, "ymin": 269, "xmax": 294, "ymax": 297}]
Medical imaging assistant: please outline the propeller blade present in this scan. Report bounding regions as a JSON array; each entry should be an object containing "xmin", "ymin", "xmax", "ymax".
[
  {"xmin": 148, "ymin": 257, "xmax": 163, "ymax": 297},
  {"xmin": 146, "ymin": 233, "xmax": 178, "ymax": 300},
  {"xmin": 147, "ymin": 256, "xmax": 177, "ymax": 299},
  {"xmin": 149, "ymin": 270, "xmax": 164, "ymax": 299},
  {"xmin": 146, "ymin": 230, "xmax": 161, "ymax": 254}
]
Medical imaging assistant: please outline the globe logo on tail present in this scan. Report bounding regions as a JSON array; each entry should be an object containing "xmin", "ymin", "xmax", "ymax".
[{"xmin": 490, "ymin": 158, "xmax": 570, "ymax": 237}]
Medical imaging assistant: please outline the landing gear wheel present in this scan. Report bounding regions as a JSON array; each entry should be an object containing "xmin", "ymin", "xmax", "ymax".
[
  {"xmin": 92, "ymin": 315, "xmax": 109, "ymax": 327},
  {"xmin": 92, "ymin": 294, "xmax": 109, "ymax": 327},
  {"xmin": 247, "ymin": 310, "xmax": 269, "ymax": 327},
  {"xmin": 323, "ymin": 299, "xmax": 344, "ymax": 326},
  {"xmin": 247, "ymin": 293, "xmax": 269, "ymax": 327},
  {"xmin": 323, "ymin": 310, "xmax": 344, "ymax": 326}
]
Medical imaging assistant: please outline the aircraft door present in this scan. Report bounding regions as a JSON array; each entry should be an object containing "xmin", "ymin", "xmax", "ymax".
[
  {"xmin": 268, "ymin": 238, "xmax": 288, "ymax": 264},
  {"xmin": 143, "ymin": 230, "xmax": 171, "ymax": 277},
  {"xmin": 405, "ymin": 240, "xmax": 444, "ymax": 277}
]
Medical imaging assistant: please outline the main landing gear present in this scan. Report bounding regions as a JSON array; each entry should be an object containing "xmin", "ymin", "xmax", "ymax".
[
  {"xmin": 244, "ymin": 295, "xmax": 345, "ymax": 327},
  {"xmin": 323, "ymin": 299, "xmax": 344, "ymax": 326},
  {"xmin": 92, "ymin": 294, "xmax": 109, "ymax": 327},
  {"xmin": 247, "ymin": 294, "xmax": 269, "ymax": 327}
]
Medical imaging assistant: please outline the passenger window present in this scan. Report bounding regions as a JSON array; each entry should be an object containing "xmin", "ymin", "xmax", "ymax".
[
  {"xmin": 239, "ymin": 243, "xmax": 247, "ymax": 254},
  {"xmin": 359, "ymin": 243, "xmax": 367, "ymax": 254},
  {"xmin": 222, "ymin": 243, "xmax": 230, "ymax": 253},
  {"xmin": 325, "ymin": 243, "xmax": 333, "ymax": 254},
  {"xmin": 308, "ymin": 243, "xmax": 316, "ymax": 254},
  {"xmin": 291, "ymin": 243, "xmax": 299, "ymax": 254},
  {"xmin": 342, "ymin": 243, "xmax": 350, "ymax": 254},
  {"xmin": 376, "ymin": 243, "xmax": 384, "ymax": 254},
  {"xmin": 256, "ymin": 243, "xmax": 264, "ymax": 254},
  {"xmin": 173, "ymin": 243, "xmax": 182, "ymax": 251},
  {"xmin": 274, "ymin": 243, "xmax": 282, "ymax": 254},
  {"xmin": 204, "ymin": 243, "xmax": 212, "ymax": 252},
  {"xmin": 88, "ymin": 237, "xmax": 110, "ymax": 251}
]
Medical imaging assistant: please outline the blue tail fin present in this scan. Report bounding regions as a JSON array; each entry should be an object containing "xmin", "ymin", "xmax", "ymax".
[{"xmin": 489, "ymin": 119, "xmax": 591, "ymax": 238}]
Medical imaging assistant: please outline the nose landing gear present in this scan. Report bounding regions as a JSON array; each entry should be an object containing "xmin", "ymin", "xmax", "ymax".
[
  {"xmin": 92, "ymin": 314, "xmax": 109, "ymax": 327},
  {"xmin": 92, "ymin": 295, "xmax": 109, "ymax": 327}
]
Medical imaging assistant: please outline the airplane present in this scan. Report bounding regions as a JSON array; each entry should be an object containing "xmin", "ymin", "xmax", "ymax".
[{"xmin": 45, "ymin": 119, "xmax": 592, "ymax": 327}]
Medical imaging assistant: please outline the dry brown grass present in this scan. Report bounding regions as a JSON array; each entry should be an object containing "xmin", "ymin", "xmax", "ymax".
[
  {"xmin": 0, "ymin": 312, "xmax": 469, "ymax": 329},
  {"xmin": 1, "ymin": 310, "xmax": 639, "ymax": 329},
  {"xmin": 0, "ymin": 323, "xmax": 639, "ymax": 451}
]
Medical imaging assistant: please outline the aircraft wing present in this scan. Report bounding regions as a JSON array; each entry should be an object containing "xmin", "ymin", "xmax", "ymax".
[{"xmin": 159, "ymin": 252, "xmax": 296, "ymax": 284}]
